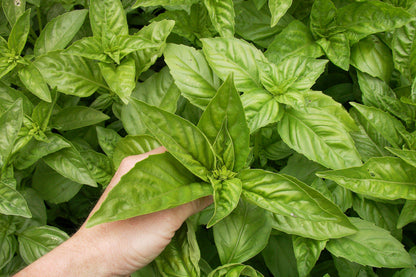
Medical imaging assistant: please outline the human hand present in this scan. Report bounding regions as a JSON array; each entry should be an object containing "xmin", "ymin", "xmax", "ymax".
[{"xmin": 15, "ymin": 147, "xmax": 213, "ymax": 277}]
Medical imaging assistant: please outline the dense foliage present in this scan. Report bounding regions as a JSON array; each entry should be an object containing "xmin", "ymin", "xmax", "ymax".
[{"xmin": 1, "ymin": 0, "xmax": 416, "ymax": 276}]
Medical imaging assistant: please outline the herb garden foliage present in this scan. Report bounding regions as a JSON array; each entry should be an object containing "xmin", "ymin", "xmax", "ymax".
[{"xmin": 1, "ymin": 0, "xmax": 416, "ymax": 276}]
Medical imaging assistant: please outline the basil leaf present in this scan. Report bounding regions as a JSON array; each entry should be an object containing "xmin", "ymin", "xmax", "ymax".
[
  {"xmin": 397, "ymin": 200, "xmax": 416, "ymax": 228},
  {"xmin": 208, "ymin": 178, "xmax": 242, "ymax": 228},
  {"xmin": 202, "ymin": 37, "xmax": 266, "ymax": 93},
  {"xmin": 204, "ymin": 0, "xmax": 234, "ymax": 38},
  {"xmin": 164, "ymin": 43, "xmax": 220, "ymax": 109},
  {"xmin": 269, "ymin": 0, "xmax": 292, "ymax": 27},
  {"xmin": 386, "ymin": 147, "xmax": 416, "ymax": 169},
  {"xmin": 326, "ymin": 218, "xmax": 413, "ymax": 268},
  {"xmin": 14, "ymin": 188, "xmax": 46, "ymax": 233},
  {"xmin": 34, "ymin": 9, "xmax": 88, "ymax": 56},
  {"xmin": 132, "ymin": 0, "xmax": 199, "ymax": 8},
  {"xmin": 131, "ymin": 99, "xmax": 216, "ymax": 181},
  {"xmin": 0, "ymin": 180, "xmax": 30, "ymax": 217},
  {"xmin": 18, "ymin": 63, "xmax": 51, "ymax": 102},
  {"xmin": 198, "ymin": 75, "xmax": 250, "ymax": 172},
  {"xmin": 0, "ymin": 99, "xmax": 23, "ymax": 170},
  {"xmin": 99, "ymin": 56, "xmax": 135, "ymax": 104},
  {"xmin": 112, "ymin": 135, "xmax": 160, "ymax": 168},
  {"xmin": 317, "ymin": 157, "xmax": 416, "ymax": 200},
  {"xmin": 316, "ymin": 34, "xmax": 350, "ymax": 71},
  {"xmin": 155, "ymin": 221, "xmax": 200, "ymax": 277},
  {"xmin": 293, "ymin": 236, "xmax": 327, "ymax": 277},
  {"xmin": 213, "ymin": 200, "xmax": 272, "ymax": 264},
  {"xmin": 50, "ymin": 106, "xmax": 109, "ymax": 131},
  {"xmin": 2, "ymin": 0, "xmax": 26, "ymax": 26},
  {"xmin": 277, "ymin": 106, "xmax": 361, "ymax": 170},
  {"xmin": 87, "ymin": 153, "xmax": 212, "ymax": 227},
  {"xmin": 7, "ymin": 9, "xmax": 30, "ymax": 55},
  {"xmin": 65, "ymin": 37, "xmax": 110, "ymax": 62},
  {"xmin": 310, "ymin": 0, "xmax": 337, "ymax": 38},
  {"xmin": 35, "ymin": 52, "xmax": 106, "ymax": 97},
  {"xmin": 89, "ymin": 0, "xmax": 128, "ymax": 39},
  {"xmin": 262, "ymin": 234, "xmax": 298, "ymax": 277},
  {"xmin": 208, "ymin": 264, "xmax": 264, "ymax": 277},
  {"xmin": 96, "ymin": 126, "xmax": 121, "ymax": 160},
  {"xmin": 239, "ymin": 169, "xmax": 352, "ymax": 223},
  {"xmin": 80, "ymin": 148, "xmax": 114, "ymax": 186},
  {"xmin": 18, "ymin": 225, "xmax": 69, "ymax": 265},
  {"xmin": 0, "ymin": 231, "xmax": 16, "ymax": 271}
]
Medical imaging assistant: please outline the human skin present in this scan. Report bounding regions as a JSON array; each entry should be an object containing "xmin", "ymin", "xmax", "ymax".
[{"xmin": 15, "ymin": 147, "xmax": 213, "ymax": 277}]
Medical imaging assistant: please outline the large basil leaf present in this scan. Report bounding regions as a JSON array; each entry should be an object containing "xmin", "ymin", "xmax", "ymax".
[
  {"xmin": 265, "ymin": 20, "xmax": 323, "ymax": 65},
  {"xmin": 164, "ymin": 43, "xmax": 220, "ymax": 109},
  {"xmin": 317, "ymin": 157, "xmax": 416, "ymax": 200},
  {"xmin": 65, "ymin": 37, "xmax": 110, "ymax": 63},
  {"xmin": 316, "ymin": 34, "xmax": 350, "ymax": 71},
  {"xmin": 32, "ymin": 161, "xmax": 82, "ymax": 204},
  {"xmin": 131, "ymin": 99, "xmax": 215, "ymax": 181},
  {"xmin": 208, "ymin": 178, "xmax": 242, "ymax": 227},
  {"xmin": 0, "ymin": 180, "xmax": 30, "ymax": 217},
  {"xmin": 213, "ymin": 200, "xmax": 271, "ymax": 264},
  {"xmin": 198, "ymin": 75, "xmax": 250, "ymax": 172},
  {"xmin": 89, "ymin": 0, "xmax": 128, "ymax": 39},
  {"xmin": 204, "ymin": 0, "xmax": 235, "ymax": 38},
  {"xmin": 269, "ymin": 0, "xmax": 292, "ymax": 27},
  {"xmin": 202, "ymin": 37, "xmax": 266, "ymax": 93},
  {"xmin": 18, "ymin": 63, "xmax": 51, "ymax": 102},
  {"xmin": 0, "ymin": 99, "xmax": 23, "ymax": 170},
  {"xmin": 112, "ymin": 135, "xmax": 161, "ymax": 168},
  {"xmin": 7, "ymin": 9, "xmax": 30, "ymax": 55},
  {"xmin": 239, "ymin": 169, "xmax": 352, "ymax": 223},
  {"xmin": 262, "ymin": 234, "xmax": 298, "ymax": 277},
  {"xmin": 51, "ymin": 106, "xmax": 109, "ymax": 131},
  {"xmin": 397, "ymin": 200, "xmax": 416, "ymax": 228},
  {"xmin": 34, "ymin": 9, "xmax": 88, "ymax": 56},
  {"xmin": 99, "ymin": 57, "xmax": 135, "ymax": 104},
  {"xmin": 326, "ymin": 218, "xmax": 413, "ymax": 268},
  {"xmin": 43, "ymin": 146, "xmax": 97, "ymax": 187},
  {"xmin": 18, "ymin": 225, "xmax": 69, "ymax": 265},
  {"xmin": 309, "ymin": 0, "xmax": 337, "ymax": 39},
  {"xmin": 87, "ymin": 153, "xmax": 212, "ymax": 227},
  {"xmin": 292, "ymin": 236, "xmax": 327, "ymax": 277},
  {"xmin": 155, "ymin": 221, "xmax": 200, "ymax": 277},
  {"xmin": 208, "ymin": 264, "xmax": 263, "ymax": 277},
  {"xmin": 35, "ymin": 52, "xmax": 106, "ymax": 97},
  {"xmin": 387, "ymin": 147, "xmax": 416, "ymax": 168},
  {"xmin": 277, "ymin": 106, "xmax": 361, "ymax": 170}
]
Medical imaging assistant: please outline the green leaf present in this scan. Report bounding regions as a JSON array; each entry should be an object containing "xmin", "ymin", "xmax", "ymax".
[
  {"xmin": 316, "ymin": 34, "xmax": 350, "ymax": 71},
  {"xmin": 259, "ymin": 57, "xmax": 328, "ymax": 95},
  {"xmin": 0, "ymin": 231, "xmax": 17, "ymax": 271},
  {"xmin": 112, "ymin": 135, "xmax": 161, "ymax": 168},
  {"xmin": 198, "ymin": 75, "xmax": 250, "ymax": 172},
  {"xmin": 131, "ymin": 99, "xmax": 216, "ymax": 181},
  {"xmin": 326, "ymin": 217, "xmax": 413, "ymax": 268},
  {"xmin": 393, "ymin": 268, "xmax": 416, "ymax": 277},
  {"xmin": 132, "ymin": 0, "xmax": 199, "ymax": 8},
  {"xmin": 387, "ymin": 147, "xmax": 416, "ymax": 168},
  {"xmin": 239, "ymin": 169, "xmax": 352, "ymax": 223},
  {"xmin": 202, "ymin": 37, "xmax": 266, "ymax": 93},
  {"xmin": 18, "ymin": 63, "xmax": 51, "ymax": 102},
  {"xmin": 352, "ymin": 195, "xmax": 401, "ymax": 240},
  {"xmin": 155, "ymin": 221, "xmax": 200, "ymax": 277},
  {"xmin": 309, "ymin": 0, "xmax": 337, "ymax": 39},
  {"xmin": 34, "ymin": 9, "xmax": 89, "ymax": 56},
  {"xmin": 397, "ymin": 200, "xmax": 416, "ymax": 228},
  {"xmin": 87, "ymin": 153, "xmax": 212, "ymax": 227},
  {"xmin": 122, "ymin": 67, "xmax": 180, "ymax": 135},
  {"xmin": 108, "ymin": 35, "xmax": 162, "ymax": 63},
  {"xmin": 0, "ymin": 180, "xmax": 31, "ymax": 217},
  {"xmin": 164, "ymin": 43, "xmax": 220, "ymax": 109},
  {"xmin": 35, "ymin": 52, "xmax": 106, "ymax": 97},
  {"xmin": 241, "ymin": 90, "xmax": 284, "ymax": 132},
  {"xmin": 204, "ymin": 0, "xmax": 235, "ymax": 37},
  {"xmin": 43, "ymin": 146, "xmax": 97, "ymax": 187},
  {"xmin": 269, "ymin": 0, "xmax": 292, "ymax": 27},
  {"xmin": 50, "ymin": 106, "xmax": 109, "ymax": 131},
  {"xmin": 14, "ymin": 188, "xmax": 47, "ymax": 233},
  {"xmin": 99, "ymin": 57, "xmax": 135, "ymax": 104},
  {"xmin": 0, "ymin": 99, "xmax": 23, "ymax": 170},
  {"xmin": 262, "ymin": 234, "xmax": 299, "ymax": 277},
  {"xmin": 277, "ymin": 106, "xmax": 362, "ymax": 170},
  {"xmin": 7, "ymin": 9, "xmax": 30, "ymax": 55},
  {"xmin": 96, "ymin": 126, "xmax": 122, "ymax": 160},
  {"xmin": 13, "ymin": 133, "xmax": 70, "ymax": 170},
  {"xmin": 32, "ymin": 161, "xmax": 82, "ymax": 204},
  {"xmin": 213, "ymin": 200, "xmax": 272, "ymax": 264},
  {"xmin": 90, "ymin": 0, "xmax": 128, "ymax": 39},
  {"xmin": 1, "ymin": 0, "xmax": 26, "ymax": 26},
  {"xmin": 292, "ymin": 236, "xmax": 327, "ymax": 277},
  {"xmin": 78, "ymin": 148, "xmax": 114, "ymax": 186},
  {"xmin": 350, "ymin": 102, "xmax": 406, "ymax": 148},
  {"xmin": 317, "ymin": 157, "xmax": 416, "ymax": 200},
  {"xmin": 265, "ymin": 20, "xmax": 323, "ymax": 65},
  {"xmin": 208, "ymin": 264, "xmax": 264, "ymax": 277},
  {"xmin": 351, "ymin": 35, "xmax": 393, "ymax": 83},
  {"xmin": 18, "ymin": 225, "xmax": 69, "ymax": 265},
  {"xmin": 31, "ymin": 93, "xmax": 57, "ymax": 132},
  {"xmin": 337, "ymin": 0, "xmax": 413, "ymax": 43},
  {"xmin": 208, "ymin": 178, "xmax": 242, "ymax": 228},
  {"xmin": 65, "ymin": 37, "xmax": 110, "ymax": 63}
]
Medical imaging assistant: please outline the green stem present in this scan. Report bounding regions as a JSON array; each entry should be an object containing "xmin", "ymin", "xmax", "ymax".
[{"xmin": 36, "ymin": 7, "xmax": 43, "ymax": 32}]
